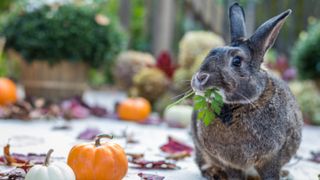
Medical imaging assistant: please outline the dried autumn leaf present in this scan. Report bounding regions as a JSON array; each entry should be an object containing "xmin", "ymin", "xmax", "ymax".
[
  {"xmin": 160, "ymin": 136, "xmax": 193, "ymax": 155},
  {"xmin": 90, "ymin": 106, "xmax": 107, "ymax": 117},
  {"xmin": 127, "ymin": 153, "xmax": 144, "ymax": 161},
  {"xmin": 0, "ymin": 144, "xmax": 46, "ymax": 166},
  {"xmin": 138, "ymin": 172, "xmax": 165, "ymax": 180},
  {"xmin": 4, "ymin": 143, "xmax": 15, "ymax": 165},
  {"xmin": 0, "ymin": 167, "xmax": 26, "ymax": 180},
  {"xmin": 165, "ymin": 151, "xmax": 191, "ymax": 161},
  {"xmin": 130, "ymin": 159, "xmax": 179, "ymax": 170},
  {"xmin": 77, "ymin": 128, "xmax": 102, "ymax": 140},
  {"xmin": 52, "ymin": 124, "xmax": 71, "ymax": 131}
]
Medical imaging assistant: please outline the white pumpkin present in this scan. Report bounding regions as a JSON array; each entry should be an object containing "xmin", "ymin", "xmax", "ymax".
[
  {"xmin": 164, "ymin": 105, "xmax": 193, "ymax": 128},
  {"xmin": 25, "ymin": 149, "xmax": 75, "ymax": 180}
]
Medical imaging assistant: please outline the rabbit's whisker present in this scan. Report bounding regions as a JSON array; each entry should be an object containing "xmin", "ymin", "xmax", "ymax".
[{"xmin": 171, "ymin": 89, "xmax": 193, "ymax": 100}]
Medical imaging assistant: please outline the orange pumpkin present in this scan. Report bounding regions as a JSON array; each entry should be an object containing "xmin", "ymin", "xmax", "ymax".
[
  {"xmin": 0, "ymin": 77, "xmax": 17, "ymax": 106},
  {"xmin": 67, "ymin": 134, "xmax": 128, "ymax": 180},
  {"xmin": 117, "ymin": 97, "xmax": 151, "ymax": 122}
]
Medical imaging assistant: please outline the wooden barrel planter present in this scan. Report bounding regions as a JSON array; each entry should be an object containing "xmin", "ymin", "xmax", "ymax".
[{"xmin": 8, "ymin": 50, "xmax": 88, "ymax": 100}]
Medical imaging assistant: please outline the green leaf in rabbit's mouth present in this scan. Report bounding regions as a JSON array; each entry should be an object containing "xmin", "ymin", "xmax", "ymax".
[
  {"xmin": 166, "ymin": 89, "xmax": 224, "ymax": 126},
  {"xmin": 193, "ymin": 89, "xmax": 224, "ymax": 126}
]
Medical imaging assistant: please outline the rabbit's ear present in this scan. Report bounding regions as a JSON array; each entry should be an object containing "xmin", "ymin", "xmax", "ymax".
[
  {"xmin": 229, "ymin": 3, "xmax": 246, "ymax": 42},
  {"xmin": 249, "ymin": 9, "xmax": 291, "ymax": 54}
]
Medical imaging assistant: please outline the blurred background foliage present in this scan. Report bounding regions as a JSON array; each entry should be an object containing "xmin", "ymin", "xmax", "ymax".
[
  {"xmin": 0, "ymin": 0, "xmax": 319, "ymax": 83},
  {"xmin": 292, "ymin": 18, "xmax": 320, "ymax": 81}
]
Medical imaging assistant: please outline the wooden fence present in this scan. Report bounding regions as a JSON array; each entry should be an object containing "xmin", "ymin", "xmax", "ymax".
[{"xmin": 118, "ymin": 0, "xmax": 320, "ymax": 57}]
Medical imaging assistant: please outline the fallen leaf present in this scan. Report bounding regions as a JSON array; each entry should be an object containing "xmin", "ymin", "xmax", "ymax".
[
  {"xmin": 51, "ymin": 124, "xmax": 72, "ymax": 130},
  {"xmin": 0, "ymin": 167, "xmax": 27, "ymax": 180},
  {"xmin": 90, "ymin": 106, "xmax": 107, "ymax": 117},
  {"xmin": 77, "ymin": 128, "xmax": 102, "ymax": 140},
  {"xmin": 141, "ymin": 115, "xmax": 163, "ymax": 125},
  {"xmin": 129, "ymin": 159, "xmax": 179, "ymax": 170},
  {"xmin": 165, "ymin": 151, "xmax": 190, "ymax": 161},
  {"xmin": 138, "ymin": 172, "xmax": 165, "ymax": 180},
  {"xmin": 0, "ymin": 143, "xmax": 47, "ymax": 166},
  {"xmin": 127, "ymin": 153, "xmax": 144, "ymax": 161},
  {"xmin": 309, "ymin": 151, "xmax": 320, "ymax": 163},
  {"xmin": 61, "ymin": 99, "xmax": 90, "ymax": 119},
  {"xmin": 160, "ymin": 136, "xmax": 193, "ymax": 154},
  {"xmin": 4, "ymin": 144, "xmax": 15, "ymax": 165}
]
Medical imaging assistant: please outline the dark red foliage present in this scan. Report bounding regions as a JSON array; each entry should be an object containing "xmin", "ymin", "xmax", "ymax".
[
  {"xmin": 138, "ymin": 172, "xmax": 165, "ymax": 180},
  {"xmin": 130, "ymin": 159, "xmax": 179, "ymax": 170},
  {"xmin": 77, "ymin": 128, "xmax": 102, "ymax": 140},
  {"xmin": 90, "ymin": 106, "xmax": 108, "ymax": 117},
  {"xmin": 160, "ymin": 136, "xmax": 193, "ymax": 154},
  {"xmin": 156, "ymin": 51, "xmax": 176, "ymax": 79},
  {"xmin": 266, "ymin": 54, "xmax": 296, "ymax": 81}
]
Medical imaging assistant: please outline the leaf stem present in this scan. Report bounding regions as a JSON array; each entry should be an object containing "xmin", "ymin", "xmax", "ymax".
[{"xmin": 166, "ymin": 91, "xmax": 195, "ymax": 109}]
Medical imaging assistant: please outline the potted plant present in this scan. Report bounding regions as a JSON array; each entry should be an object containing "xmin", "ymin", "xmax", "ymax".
[
  {"xmin": 292, "ymin": 19, "xmax": 320, "ymax": 90},
  {"xmin": 2, "ymin": 4, "xmax": 126, "ymax": 100}
]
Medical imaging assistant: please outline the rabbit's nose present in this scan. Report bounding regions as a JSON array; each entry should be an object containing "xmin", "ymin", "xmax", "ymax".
[{"xmin": 196, "ymin": 72, "xmax": 209, "ymax": 85}]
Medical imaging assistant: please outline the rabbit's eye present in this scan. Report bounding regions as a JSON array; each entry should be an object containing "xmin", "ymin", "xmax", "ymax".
[{"xmin": 232, "ymin": 56, "xmax": 242, "ymax": 67}]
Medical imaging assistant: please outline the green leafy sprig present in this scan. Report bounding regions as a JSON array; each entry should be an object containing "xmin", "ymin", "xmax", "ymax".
[
  {"xmin": 193, "ymin": 89, "xmax": 223, "ymax": 126},
  {"xmin": 167, "ymin": 89, "xmax": 224, "ymax": 126}
]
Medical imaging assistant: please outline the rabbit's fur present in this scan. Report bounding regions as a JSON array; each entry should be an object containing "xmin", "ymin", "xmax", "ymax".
[{"xmin": 191, "ymin": 3, "xmax": 303, "ymax": 180}]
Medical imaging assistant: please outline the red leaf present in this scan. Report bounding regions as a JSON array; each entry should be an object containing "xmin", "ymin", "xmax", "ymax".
[
  {"xmin": 160, "ymin": 136, "xmax": 193, "ymax": 155},
  {"xmin": 138, "ymin": 172, "xmax": 165, "ymax": 180},
  {"xmin": 156, "ymin": 51, "xmax": 176, "ymax": 79}
]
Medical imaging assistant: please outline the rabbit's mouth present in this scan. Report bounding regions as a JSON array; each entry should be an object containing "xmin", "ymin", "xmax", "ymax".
[{"xmin": 191, "ymin": 72, "xmax": 235, "ymax": 93}]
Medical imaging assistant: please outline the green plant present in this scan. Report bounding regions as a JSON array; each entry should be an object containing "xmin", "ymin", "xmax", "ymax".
[
  {"xmin": 0, "ymin": 54, "xmax": 9, "ymax": 77},
  {"xmin": 167, "ymin": 89, "xmax": 223, "ymax": 126},
  {"xmin": 292, "ymin": 20, "xmax": 320, "ymax": 80},
  {"xmin": 2, "ymin": 4, "xmax": 127, "ymax": 82},
  {"xmin": 129, "ymin": 0, "xmax": 149, "ymax": 52}
]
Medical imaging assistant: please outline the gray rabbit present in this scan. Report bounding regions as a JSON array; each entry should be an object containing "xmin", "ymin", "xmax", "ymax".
[{"xmin": 191, "ymin": 3, "xmax": 303, "ymax": 180}]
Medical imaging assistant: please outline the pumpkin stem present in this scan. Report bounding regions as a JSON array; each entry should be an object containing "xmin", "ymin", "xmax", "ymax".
[
  {"xmin": 44, "ymin": 149, "xmax": 54, "ymax": 166},
  {"xmin": 95, "ymin": 134, "xmax": 113, "ymax": 146}
]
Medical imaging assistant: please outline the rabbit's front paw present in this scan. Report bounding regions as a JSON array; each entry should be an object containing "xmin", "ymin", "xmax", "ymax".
[{"xmin": 201, "ymin": 167, "xmax": 228, "ymax": 180}]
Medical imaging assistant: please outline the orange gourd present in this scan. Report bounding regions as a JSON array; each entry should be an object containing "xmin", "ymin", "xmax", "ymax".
[
  {"xmin": 0, "ymin": 77, "xmax": 17, "ymax": 106},
  {"xmin": 67, "ymin": 134, "xmax": 128, "ymax": 180},
  {"xmin": 117, "ymin": 97, "xmax": 151, "ymax": 122}
]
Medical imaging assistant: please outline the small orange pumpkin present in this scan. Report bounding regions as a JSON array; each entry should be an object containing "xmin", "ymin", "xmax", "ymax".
[
  {"xmin": 117, "ymin": 97, "xmax": 151, "ymax": 122},
  {"xmin": 0, "ymin": 77, "xmax": 17, "ymax": 106},
  {"xmin": 67, "ymin": 134, "xmax": 128, "ymax": 180}
]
